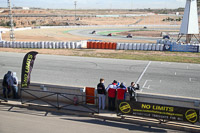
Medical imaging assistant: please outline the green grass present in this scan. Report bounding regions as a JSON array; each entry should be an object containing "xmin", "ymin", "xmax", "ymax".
[{"xmin": 78, "ymin": 50, "xmax": 200, "ymax": 64}]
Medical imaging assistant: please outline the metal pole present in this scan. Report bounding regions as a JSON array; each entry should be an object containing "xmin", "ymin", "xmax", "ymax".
[
  {"xmin": 7, "ymin": 0, "xmax": 15, "ymax": 41},
  {"xmin": 74, "ymin": 1, "xmax": 77, "ymax": 21}
]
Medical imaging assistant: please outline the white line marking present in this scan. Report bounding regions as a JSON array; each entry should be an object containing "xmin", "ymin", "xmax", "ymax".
[
  {"xmin": 189, "ymin": 78, "xmax": 192, "ymax": 82},
  {"xmin": 136, "ymin": 61, "xmax": 152, "ymax": 84},
  {"xmin": 141, "ymin": 80, "xmax": 152, "ymax": 92},
  {"xmin": 160, "ymin": 80, "xmax": 162, "ymax": 83},
  {"xmin": 175, "ymin": 72, "xmax": 177, "ymax": 75}
]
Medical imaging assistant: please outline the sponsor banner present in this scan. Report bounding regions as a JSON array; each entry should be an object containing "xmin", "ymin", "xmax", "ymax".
[
  {"xmin": 171, "ymin": 44, "xmax": 199, "ymax": 52},
  {"xmin": 118, "ymin": 101, "xmax": 199, "ymax": 124},
  {"xmin": 21, "ymin": 51, "xmax": 38, "ymax": 88}
]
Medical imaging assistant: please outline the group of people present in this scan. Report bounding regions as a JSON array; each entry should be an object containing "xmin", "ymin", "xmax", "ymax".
[
  {"xmin": 97, "ymin": 78, "xmax": 139, "ymax": 111},
  {"xmin": 2, "ymin": 71, "xmax": 19, "ymax": 99}
]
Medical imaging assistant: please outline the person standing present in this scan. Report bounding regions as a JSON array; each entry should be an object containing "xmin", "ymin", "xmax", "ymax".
[
  {"xmin": 2, "ymin": 71, "xmax": 12, "ymax": 98},
  {"xmin": 106, "ymin": 80, "xmax": 118, "ymax": 111},
  {"xmin": 128, "ymin": 82, "xmax": 140, "ymax": 101},
  {"xmin": 12, "ymin": 72, "xmax": 18, "ymax": 99},
  {"xmin": 117, "ymin": 82, "xmax": 127, "ymax": 101},
  {"xmin": 97, "ymin": 78, "xmax": 106, "ymax": 110}
]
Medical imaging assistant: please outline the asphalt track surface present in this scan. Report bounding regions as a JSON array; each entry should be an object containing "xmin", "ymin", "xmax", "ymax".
[
  {"xmin": 0, "ymin": 105, "xmax": 184, "ymax": 133},
  {"xmin": 0, "ymin": 52, "xmax": 200, "ymax": 99},
  {"xmin": 68, "ymin": 27, "xmax": 181, "ymax": 42}
]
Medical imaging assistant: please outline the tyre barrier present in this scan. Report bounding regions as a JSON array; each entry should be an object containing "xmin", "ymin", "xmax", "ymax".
[
  {"xmin": 87, "ymin": 41, "xmax": 117, "ymax": 50},
  {"xmin": 111, "ymin": 43, "xmax": 165, "ymax": 51},
  {"xmin": 0, "ymin": 41, "xmax": 87, "ymax": 49}
]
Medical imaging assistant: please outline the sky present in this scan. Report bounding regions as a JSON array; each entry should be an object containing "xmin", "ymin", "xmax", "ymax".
[{"xmin": 0, "ymin": 0, "xmax": 186, "ymax": 9}]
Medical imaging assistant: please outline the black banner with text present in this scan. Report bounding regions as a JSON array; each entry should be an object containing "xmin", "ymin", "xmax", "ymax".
[
  {"xmin": 21, "ymin": 51, "xmax": 38, "ymax": 88},
  {"xmin": 118, "ymin": 101, "xmax": 199, "ymax": 124}
]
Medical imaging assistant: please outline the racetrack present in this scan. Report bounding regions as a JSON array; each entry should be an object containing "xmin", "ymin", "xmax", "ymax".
[
  {"xmin": 0, "ymin": 52, "xmax": 199, "ymax": 99},
  {"xmin": 68, "ymin": 27, "xmax": 181, "ymax": 42}
]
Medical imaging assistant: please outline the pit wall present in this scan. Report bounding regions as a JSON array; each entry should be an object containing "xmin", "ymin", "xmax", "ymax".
[{"xmin": 0, "ymin": 79, "xmax": 199, "ymax": 110}]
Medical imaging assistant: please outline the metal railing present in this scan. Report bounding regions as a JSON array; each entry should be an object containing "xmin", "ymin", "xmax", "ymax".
[
  {"xmin": 0, "ymin": 87, "xmax": 8, "ymax": 102},
  {"xmin": 20, "ymin": 88, "xmax": 99, "ymax": 114}
]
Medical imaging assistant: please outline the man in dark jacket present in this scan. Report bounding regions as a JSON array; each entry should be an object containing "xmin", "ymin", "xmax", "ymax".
[
  {"xmin": 128, "ymin": 82, "xmax": 140, "ymax": 101},
  {"xmin": 97, "ymin": 78, "xmax": 106, "ymax": 110},
  {"xmin": 2, "ymin": 71, "xmax": 12, "ymax": 99}
]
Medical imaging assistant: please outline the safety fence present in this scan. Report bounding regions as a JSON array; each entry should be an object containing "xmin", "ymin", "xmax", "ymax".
[{"xmin": 21, "ymin": 88, "xmax": 99, "ymax": 114}]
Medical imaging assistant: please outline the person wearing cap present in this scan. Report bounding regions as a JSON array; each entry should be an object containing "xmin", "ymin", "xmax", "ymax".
[
  {"xmin": 117, "ymin": 82, "xmax": 127, "ymax": 101},
  {"xmin": 128, "ymin": 82, "xmax": 140, "ymax": 101},
  {"xmin": 106, "ymin": 80, "xmax": 118, "ymax": 111},
  {"xmin": 12, "ymin": 72, "xmax": 19, "ymax": 99},
  {"xmin": 97, "ymin": 78, "xmax": 106, "ymax": 110}
]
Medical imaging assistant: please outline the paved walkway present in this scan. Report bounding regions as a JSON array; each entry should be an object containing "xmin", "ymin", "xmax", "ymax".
[{"xmin": 0, "ymin": 98, "xmax": 200, "ymax": 133}]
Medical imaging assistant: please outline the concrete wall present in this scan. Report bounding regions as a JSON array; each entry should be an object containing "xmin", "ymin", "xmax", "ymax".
[
  {"xmin": 0, "ymin": 79, "xmax": 85, "ymax": 104},
  {"xmin": 1, "ymin": 79, "xmax": 200, "ymax": 110}
]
